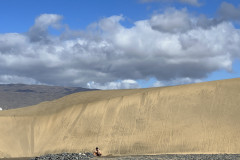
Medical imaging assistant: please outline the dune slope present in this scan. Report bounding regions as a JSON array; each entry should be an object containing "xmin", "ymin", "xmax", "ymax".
[{"xmin": 0, "ymin": 78, "xmax": 240, "ymax": 158}]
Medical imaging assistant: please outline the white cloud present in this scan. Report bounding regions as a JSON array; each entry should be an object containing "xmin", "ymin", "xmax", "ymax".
[
  {"xmin": 0, "ymin": 9, "xmax": 240, "ymax": 89},
  {"xmin": 218, "ymin": 2, "xmax": 240, "ymax": 22},
  {"xmin": 28, "ymin": 14, "xmax": 62, "ymax": 42},
  {"xmin": 87, "ymin": 79, "xmax": 140, "ymax": 90},
  {"xmin": 150, "ymin": 8, "xmax": 192, "ymax": 33},
  {"xmin": 153, "ymin": 81, "xmax": 165, "ymax": 87},
  {"xmin": 153, "ymin": 77, "xmax": 202, "ymax": 87},
  {"xmin": 98, "ymin": 15, "xmax": 124, "ymax": 33},
  {"xmin": 140, "ymin": 0, "xmax": 201, "ymax": 6},
  {"xmin": 34, "ymin": 14, "xmax": 62, "ymax": 28},
  {"xmin": 0, "ymin": 75, "xmax": 42, "ymax": 85},
  {"xmin": 168, "ymin": 77, "xmax": 202, "ymax": 85},
  {"xmin": 179, "ymin": 0, "xmax": 200, "ymax": 6}
]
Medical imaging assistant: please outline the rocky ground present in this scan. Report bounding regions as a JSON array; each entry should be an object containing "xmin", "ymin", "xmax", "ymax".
[
  {"xmin": 30, "ymin": 152, "xmax": 94, "ymax": 160},
  {"xmin": 2, "ymin": 153, "xmax": 240, "ymax": 160},
  {"xmin": 29, "ymin": 153, "xmax": 240, "ymax": 160}
]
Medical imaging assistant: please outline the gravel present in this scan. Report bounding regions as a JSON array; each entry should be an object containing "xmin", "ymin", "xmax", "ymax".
[
  {"xmin": 31, "ymin": 152, "xmax": 94, "ymax": 160},
  {"xmin": 28, "ymin": 153, "xmax": 240, "ymax": 160}
]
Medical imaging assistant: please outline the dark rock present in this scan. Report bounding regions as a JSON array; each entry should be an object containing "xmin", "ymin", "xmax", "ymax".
[
  {"xmin": 30, "ymin": 153, "xmax": 240, "ymax": 160},
  {"xmin": 31, "ymin": 152, "xmax": 94, "ymax": 160}
]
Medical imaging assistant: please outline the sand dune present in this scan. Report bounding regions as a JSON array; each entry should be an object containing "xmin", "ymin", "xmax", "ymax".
[{"xmin": 0, "ymin": 78, "xmax": 240, "ymax": 158}]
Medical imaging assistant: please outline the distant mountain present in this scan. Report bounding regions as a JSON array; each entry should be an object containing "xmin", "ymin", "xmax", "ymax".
[{"xmin": 0, "ymin": 84, "xmax": 95, "ymax": 110}]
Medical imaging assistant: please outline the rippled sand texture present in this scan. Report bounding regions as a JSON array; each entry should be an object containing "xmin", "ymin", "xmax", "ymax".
[{"xmin": 0, "ymin": 78, "xmax": 240, "ymax": 158}]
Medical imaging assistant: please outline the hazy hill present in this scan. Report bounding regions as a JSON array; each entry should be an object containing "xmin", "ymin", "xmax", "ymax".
[
  {"xmin": 0, "ymin": 84, "xmax": 94, "ymax": 110},
  {"xmin": 0, "ymin": 78, "xmax": 240, "ymax": 158}
]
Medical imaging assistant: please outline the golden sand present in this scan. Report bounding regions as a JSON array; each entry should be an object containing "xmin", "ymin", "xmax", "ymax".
[{"xmin": 0, "ymin": 78, "xmax": 240, "ymax": 158}]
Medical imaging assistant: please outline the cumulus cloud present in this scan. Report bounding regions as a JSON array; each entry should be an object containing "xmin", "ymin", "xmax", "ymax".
[
  {"xmin": 179, "ymin": 0, "xmax": 200, "ymax": 6},
  {"xmin": 0, "ymin": 75, "xmax": 42, "ymax": 85},
  {"xmin": 218, "ymin": 2, "xmax": 240, "ymax": 22},
  {"xmin": 28, "ymin": 14, "xmax": 62, "ymax": 42},
  {"xmin": 0, "ymin": 7, "xmax": 240, "ymax": 89},
  {"xmin": 87, "ymin": 79, "xmax": 140, "ymax": 90},
  {"xmin": 153, "ymin": 81, "xmax": 165, "ymax": 87},
  {"xmin": 150, "ymin": 8, "xmax": 192, "ymax": 33},
  {"xmin": 140, "ymin": 0, "xmax": 201, "ymax": 6},
  {"xmin": 149, "ymin": 8, "xmax": 223, "ymax": 33},
  {"xmin": 154, "ymin": 77, "xmax": 202, "ymax": 87}
]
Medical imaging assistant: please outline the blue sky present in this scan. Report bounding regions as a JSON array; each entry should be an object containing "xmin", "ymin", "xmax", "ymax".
[
  {"xmin": 0, "ymin": 0, "xmax": 233, "ymax": 32},
  {"xmin": 0, "ymin": 0, "xmax": 240, "ymax": 89}
]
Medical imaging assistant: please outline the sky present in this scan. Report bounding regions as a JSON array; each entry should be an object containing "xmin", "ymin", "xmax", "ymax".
[{"xmin": 0, "ymin": 0, "xmax": 240, "ymax": 89}]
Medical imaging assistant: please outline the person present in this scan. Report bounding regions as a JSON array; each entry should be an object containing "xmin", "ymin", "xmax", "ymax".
[{"xmin": 93, "ymin": 147, "xmax": 102, "ymax": 157}]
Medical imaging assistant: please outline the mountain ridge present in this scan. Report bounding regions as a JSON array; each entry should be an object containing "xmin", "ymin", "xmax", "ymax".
[{"xmin": 0, "ymin": 84, "xmax": 95, "ymax": 110}]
